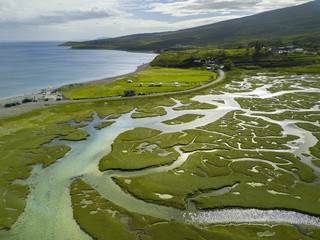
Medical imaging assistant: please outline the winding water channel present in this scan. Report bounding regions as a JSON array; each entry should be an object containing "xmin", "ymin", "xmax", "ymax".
[{"xmin": 1, "ymin": 72, "xmax": 320, "ymax": 239}]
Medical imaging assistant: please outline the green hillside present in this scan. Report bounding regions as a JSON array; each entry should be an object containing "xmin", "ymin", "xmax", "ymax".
[{"xmin": 63, "ymin": 0, "xmax": 320, "ymax": 51}]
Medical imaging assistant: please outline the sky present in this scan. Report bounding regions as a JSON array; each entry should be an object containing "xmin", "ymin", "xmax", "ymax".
[{"xmin": 0, "ymin": 0, "xmax": 312, "ymax": 41}]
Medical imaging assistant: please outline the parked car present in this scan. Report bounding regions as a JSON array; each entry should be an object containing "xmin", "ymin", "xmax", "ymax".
[
  {"xmin": 4, "ymin": 103, "xmax": 12, "ymax": 107},
  {"xmin": 22, "ymin": 98, "xmax": 33, "ymax": 103},
  {"xmin": 33, "ymin": 98, "xmax": 38, "ymax": 102},
  {"xmin": 56, "ymin": 97, "xmax": 62, "ymax": 101}
]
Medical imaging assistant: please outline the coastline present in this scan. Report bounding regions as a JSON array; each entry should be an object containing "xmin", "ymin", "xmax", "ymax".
[
  {"xmin": 61, "ymin": 62, "xmax": 149, "ymax": 88},
  {"xmin": 0, "ymin": 66, "xmax": 225, "ymax": 119},
  {"xmin": 0, "ymin": 63, "xmax": 149, "ymax": 118}
]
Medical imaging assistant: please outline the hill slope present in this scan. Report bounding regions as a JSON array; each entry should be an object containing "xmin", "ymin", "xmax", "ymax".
[{"xmin": 65, "ymin": 0, "xmax": 320, "ymax": 51}]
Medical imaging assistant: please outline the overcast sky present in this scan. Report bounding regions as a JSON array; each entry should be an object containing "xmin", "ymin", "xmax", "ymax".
[{"xmin": 0, "ymin": 0, "xmax": 311, "ymax": 41}]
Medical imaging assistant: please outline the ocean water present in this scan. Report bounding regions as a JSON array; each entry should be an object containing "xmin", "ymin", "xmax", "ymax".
[{"xmin": 0, "ymin": 41, "xmax": 157, "ymax": 100}]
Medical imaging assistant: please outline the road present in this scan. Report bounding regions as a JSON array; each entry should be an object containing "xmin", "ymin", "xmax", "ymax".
[{"xmin": 0, "ymin": 70, "xmax": 224, "ymax": 118}]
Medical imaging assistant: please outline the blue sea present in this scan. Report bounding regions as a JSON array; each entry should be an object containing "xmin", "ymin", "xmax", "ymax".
[{"xmin": 0, "ymin": 41, "xmax": 157, "ymax": 100}]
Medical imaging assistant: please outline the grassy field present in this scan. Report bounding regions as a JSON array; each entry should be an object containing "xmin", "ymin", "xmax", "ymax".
[
  {"xmin": 63, "ymin": 67, "xmax": 217, "ymax": 99},
  {"xmin": 71, "ymin": 178, "xmax": 314, "ymax": 240},
  {"xmin": 0, "ymin": 94, "xmax": 180, "ymax": 230}
]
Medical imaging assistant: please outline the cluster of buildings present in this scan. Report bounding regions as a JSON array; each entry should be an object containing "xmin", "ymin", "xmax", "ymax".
[
  {"xmin": 194, "ymin": 58, "xmax": 222, "ymax": 70},
  {"xmin": 269, "ymin": 46, "xmax": 319, "ymax": 55},
  {"xmin": 194, "ymin": 57, "xmax": 216, "ymax": 64}
]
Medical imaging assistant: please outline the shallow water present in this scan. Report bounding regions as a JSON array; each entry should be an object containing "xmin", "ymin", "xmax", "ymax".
[
  {"xmin": 0, "ymin": 42, "xmax": 157, "ymax": 99},
  {"xmin": 185, "ymin": 209, "xmax": 320, "ymax": 227},
  {"xmin": 1, "ymin": 72, "xmax": 320, "ymax": 239}
]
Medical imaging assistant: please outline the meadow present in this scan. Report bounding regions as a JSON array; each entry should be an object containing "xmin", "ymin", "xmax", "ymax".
[{"xmin": 63, "ymin": 67, "xmax": 217, "ymax": 99}]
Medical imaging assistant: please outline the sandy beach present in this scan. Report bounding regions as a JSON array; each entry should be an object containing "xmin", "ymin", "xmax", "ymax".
[{"xmin": 0, "ymin": 63, "xmax": 149, "ymax": 118}]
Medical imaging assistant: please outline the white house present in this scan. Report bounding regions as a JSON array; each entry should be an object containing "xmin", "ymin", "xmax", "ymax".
[{"xmin": 294, "ymin": 48, "xmax": 304, "ymax": 53}]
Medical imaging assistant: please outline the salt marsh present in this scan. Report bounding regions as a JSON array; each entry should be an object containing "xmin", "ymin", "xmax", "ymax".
[{"xmin": 1, "ymin": 71, "xmax": 319, "ymax": 239}]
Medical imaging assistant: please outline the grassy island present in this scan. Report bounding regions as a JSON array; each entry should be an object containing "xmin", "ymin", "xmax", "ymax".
[{"xmin": 162, "ymin": 114, "xmax": 205, "ymax": 125}]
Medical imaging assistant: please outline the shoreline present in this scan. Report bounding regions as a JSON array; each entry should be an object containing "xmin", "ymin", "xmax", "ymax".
[
  {"xmin": 0, "ymin": 63, "xmax": 149, "ymax": 118},
  {"xmin": 60, "ymin": 63, "xmax": 149, "ymax": 89},
  {"xmin": 0, "ymin": 67, "xmax": 224, "ymax": 119}
]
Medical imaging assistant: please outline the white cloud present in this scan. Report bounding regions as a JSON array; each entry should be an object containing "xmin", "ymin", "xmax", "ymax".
[
  {"xmin": 0, "ymin": 0, "xmax": 124, "ymax": 23},
  {"xmin": 7, "ymin": 13, "xmax": 242, "ymax": 41},
  {"xmin": 0, "ymin": 0, "xmax": 312, "ymax": 41},
  {"xmin": 81, "ymin": 14, "xmax": 245, "ymax": 37},
  {"xmin": 147, "ymin": 0, "xmax": 311, "ymax": 17}
]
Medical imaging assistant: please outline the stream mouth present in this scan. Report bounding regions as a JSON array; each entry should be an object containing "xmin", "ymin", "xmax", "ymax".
[{"xmin": 1, "ymin": 72, "xmax": 319, "ymax": 239}]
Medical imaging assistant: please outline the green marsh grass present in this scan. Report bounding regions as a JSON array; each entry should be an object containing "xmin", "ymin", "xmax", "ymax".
[
  {"xmin": 0, "ymin": 94, "xmax": 178, "ymax": 229},
  {"xmin": 1, "ymin": 64, "xmax": 320, "ymax": 234},
  {"xmin": 162, "ymin": 114, "xmax": 205, "ymax": 125},
  {"xmin": 112, "ymin": 111, "xmax": 319, "ymax": 213},
  {"xmin": 71, "ymin": 178, "xmax": 312, "ymax": 240},
  {"xmin": 99, "ymin": 128, "xmax": 181, "ymax": 171},
  {"xmin": 94, "ymin": 121, "xmax": 115, "ymax": 130}
]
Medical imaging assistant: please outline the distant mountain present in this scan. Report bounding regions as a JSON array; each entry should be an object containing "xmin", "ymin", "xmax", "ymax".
[{"xmin": 65, "ymin": 0, "xmax": 320, "ymax": 51}]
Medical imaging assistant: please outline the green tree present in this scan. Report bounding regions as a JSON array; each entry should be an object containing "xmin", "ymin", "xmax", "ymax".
[
  {"xmin": 222, "ymin": 59, "xmax": 234, "ymax": 71},
  {"xmin": 254, "ymin": 41, "xmax": 264, "ymax": 56}
]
